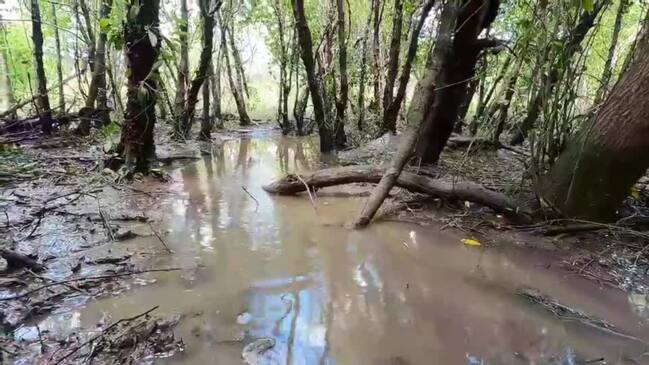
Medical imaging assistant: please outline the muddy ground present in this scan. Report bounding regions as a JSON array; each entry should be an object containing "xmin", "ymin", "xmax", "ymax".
[{"xmin": 1, "ymin": 125, "xmax": 649, "ymax": 364}]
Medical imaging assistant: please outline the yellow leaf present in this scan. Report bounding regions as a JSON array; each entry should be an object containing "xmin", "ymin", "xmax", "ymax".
[
  {"xmin": 630, "ymin": 187, "xmax": 641, "ymax": 199},
  {"xmin": 462, "ymin": 238, "xmax": 481, "ymax": 247}
]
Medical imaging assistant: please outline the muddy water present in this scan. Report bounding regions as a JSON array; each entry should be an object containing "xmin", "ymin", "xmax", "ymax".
[{"xmin": 26, "ymin": 132, "xmax": 649, "ymax": 364}]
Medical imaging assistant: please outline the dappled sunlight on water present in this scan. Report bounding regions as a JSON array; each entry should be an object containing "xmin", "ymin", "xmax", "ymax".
[{"xmin": 22, "ymin": 133, "xmax": 649, "ymax": 365}]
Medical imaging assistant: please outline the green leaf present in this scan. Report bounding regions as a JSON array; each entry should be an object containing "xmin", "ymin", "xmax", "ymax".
[
  {"xmin": 582, "ymin": 0, "xmax": 594, "ymax": 12},
  {"xmin": 99, "ymin": 18, "xmax": 111, "ymax": 32},
  {"xmin": 147, "ymin": 29, "xmax": 158, "ymax": 47}
]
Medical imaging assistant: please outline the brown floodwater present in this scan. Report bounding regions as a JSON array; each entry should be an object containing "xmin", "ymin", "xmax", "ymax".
[{"xmin": 18, "ymin": 131, "xmax": 649, "ymax": 364}]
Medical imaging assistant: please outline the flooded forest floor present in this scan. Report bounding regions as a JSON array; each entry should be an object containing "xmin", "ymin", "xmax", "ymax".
[{"xmin": 2, "ymin": 124, "xmax": 649, "ymax": 364}]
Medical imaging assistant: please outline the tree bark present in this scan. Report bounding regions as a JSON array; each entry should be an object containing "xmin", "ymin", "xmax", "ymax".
[
  {"xmin": 291, "ymin": 0, "xmax": 334, "ymax": 152},
  {"xmin": 78, "ymin": 0, "xmax": 96, "ymax": 71},
  {"xmin": 371, "ymin": 0, "xmax": 383, "ymax": 109},
  {"xmin": 537, "ymin": 27, "xmax": 649, "ymax": 222},
  {"xmin": 31, "ymin": 0, "xmax": 53, "ymax": 134},
  {"xmin": 199, "ymin": 67, "xmax": 211, "ymax": 140},
  {"xmin": 119, "ymin": 0, "xmax": 161, "ymax": 173},
  {"xmin": 179, "ymin": 0, "xmax": 216, "ymax": 138},
  {"xmin": 382, "ymin": 0, "xmax": 404, "ymax": 116},
  {"xmin": 334, "ymin": 0, "xmax": 348, "ymax": 148},
  {"xmin": 212, "ymin": 51, "xmax": 223, "ymax": 128},
  {"xmin": 414, "ymin": 0, "xmax": 500, "ymax": 165},
  {"xmin": 0, "ymin": 19, "xmax": 16, "ymax": 119},
  {"xmin": 381, "ymin": 0, "xmax": 435, "ymax": 133}
]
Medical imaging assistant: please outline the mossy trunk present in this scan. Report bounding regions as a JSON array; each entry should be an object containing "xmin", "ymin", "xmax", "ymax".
[{"xmin": 538, "ymin": 29, "xmax": 649, "ymax": 221}]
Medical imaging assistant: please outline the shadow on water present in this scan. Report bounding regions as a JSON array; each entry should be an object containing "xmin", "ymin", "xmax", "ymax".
[{"xmin": 20, "ymin": 133, "xmax": 649, "ymax": 364}]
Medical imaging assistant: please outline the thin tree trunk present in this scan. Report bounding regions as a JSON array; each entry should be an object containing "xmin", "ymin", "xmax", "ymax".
[
  {"xmin": 594, "ymin": 0, "xmax": 628, "ymax": 104},
  {"xmin": 353, "ymin": 0, "xmax": 457, "ymax": 228},
  {"xmin": 173, "ymin": 0, "xmax": 189, "ymax": 135},
  {"xmin": 371, "ymin": 0, "xmax": 382, "ymax": 109},
  {"xmin": 212, "ymin": 51, "xmax": 223, "ymax": 128},
  {"xmin": 382, "ymin": 0, "xmax": 404, "ymax": 115},
  {"xmin": 381, "ymin": 0, "xmax": 435, "ymax": 133},
  {"xmin": 179, "ymin": 0, "xmax": 216, "ymax": 138},
  {"xmin": 510, "ymin": 1, "xmax": 607, "ymax": 145},
  {"xmin": 199, "ymin": 64, "xmax": 212, "ymax": 140},
  {"xmin": 78, "ymin": 0, "xmax": 96, "ymax": 71},
  {"xmin": 51, "ymin": 3, "xmax": 65, "ymax": 112},
  {"xmin": 220, "ymin": 15, "xmax": 251, "ymax": 126},
  {"xmin": 538, "ymin": 27, "xmax": 649, "ymax": 221},
  {"xmin": 334, "ymin": 0, "xmax": 348, "ymax": 148},
  {"xmin": 31, "ymin": 0, "xmax": 53, "ymax": 134},
  {"xmin": 119, "ymin": 0, "xmax": 161, "ymax": 173},
  {"xmin": 0, "ymin": 19, "xmax": 16, "ymax": 119},
  {"xmin": 492, "ymin": 57, "xmax": 523, "ymax": 142},
  {"xmin": 291, "ymin": 0, "xmax": 334, "ymax": 152},
  {"xmin": 227, "ymin": 20, "xmax": 249, "ymax": 98}
]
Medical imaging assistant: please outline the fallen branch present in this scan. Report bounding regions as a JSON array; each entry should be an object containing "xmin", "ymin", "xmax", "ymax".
[
  {"xmin": 0, "ymin": 268, "xmax": 181, "ymax": 301},
  {"xmin": 241, "ymin": 185, "xmax": 259, "ymax": 212},
  {"xmin": 148, "ymin": 222, "xmax": 172, "ymax": 253},
  {"xmin": 263, "ymin": 165, "xmax": 531, "ymax": 224},
  {"xmin": 53, "ymin": 306, "xmax": 159, "ymax": 364}
]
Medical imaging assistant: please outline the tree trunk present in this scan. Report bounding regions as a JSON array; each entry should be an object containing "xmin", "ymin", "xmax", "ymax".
[
  {"xmin": 227, "ymin": 20, "xmax": 249, "ymax": 98},
  {"xmin": 334, "ymin": 0, "xmax": 348, "ymax": 148},
  {"xmin": 51, "ymin": 3, "xmax": 65, "ymax": 112},
  {"xmin": 0, "ymin": 20, "xmax": 16, "ymax": 119},
  {"xmin": 78, "ymin": 0, "xmax": 96, "ymax": 71},
  {"xmin": 294, "ymin": 86, "xmax": 309, "ymax": 136},
  {"xmin": 510, "ymin": 1, "xmax": 607, "ymax": 145},
  {"xmin": 382, "ymin": 0, "xmax": 403, "ymax": 116},
  {"xmin": 356, "ymin": 0, "xmax": 374, "ymax": 131},
  {"xmin": 371, "ymin": 0, "xmax": 383, "ymax": 109},
  {"xmin": 173, "ymin": 0, "xmax": 189, "ymax": 136},
  {"xmin": 291, "ymin": 0, "xmax": 334, "ymax": 152},
  {"xmin": 179, "ymin": 0, "xmax": 216, "ymax": 138},
  {"xmin": 212, "ymin": 53, "xmax": 223, "ymax": 128},
  {"xmin": 381, "ymin": 0, "xmax": 435, "ymax": 133},
  {"xmin": 119, "ymin": 0, "xmax": 161, "ymax": 173},
  {"xmin": 79, "ymin": 0, "xmax": 113, "ymax": 135},
  {"xmin": 594, "ymin": 0, "xmax": 628, "ymax": 104},
  {"xmin": 199, "ymin": 67, "xmax": 211, "ymax": 140},
  {"xmin": 31, "ymin": 0, "xmax": 53, "ymax": 134},
  {"xmin": 492, "ymin": 57, "xmax": 523, "ymax": 143},
  {"xmin": 221, "ymin": 16, "xmax": 251, "ymax": 126},
  {"xmin": 537, "ymin": 28, "xmax": 649, "ymax": 222},
  {"xmin": 352, "ymin": 0, "xmax": 460, "ymax": 228},
  {"xmin": 414, "ymin": 0, "xmax": 501, "ymax": 165}
]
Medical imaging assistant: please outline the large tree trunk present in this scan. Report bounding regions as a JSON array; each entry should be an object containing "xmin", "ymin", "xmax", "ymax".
[
  {"xmin": 220, "ymin": 15, "xmax": 252, "ymax": 126},
  {"xmin": 510, "ymin": 1, "xmax": 607, "ymax": 145},
  {"xmin": 179, "ymin": 0, "xmax": 216, "ymax": 138},
  {"xmin": 537, "ymin": 28, "xmax": 649, "ymax": 222},
  {"xmin": 119, "ymin": 0, "xmax": 160, "ymax": 173},
  {"xmin": 199, "ymin": 68, "xmax": 211, "ymax": 140},
  {"xmin": 381, "ymin": 0, "xmax": 435, "ymax": 133},
  {"xmin": 173, "ymin": 0, "xmax": 189, "ymax": 136},
  {"xmin": 414, "ymin": 0, "xmax": 500, "ymax": 165},
  {"xmin": 31, "ymin": 0, "xmax": 53, "ymax": 134},
  {"xmin": 291, "ymin": 0, "xmax": 334, "ymax": 152},
  {"xmin": 334, "ymin": 0, "xmax": 348, "ymax": 148},
  {"xmin": 371, "ymin": 0, "xmax": 383, "ymax": 109}
]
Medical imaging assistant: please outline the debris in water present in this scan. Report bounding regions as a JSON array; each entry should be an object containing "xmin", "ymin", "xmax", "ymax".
[
  {"xmin": 462, "ymin": 238, "xmax": 482, "ymax": 247},
  {"xmin": 237, "ymin": 311, "xmax": 253, "ymax": 325},
  {"xmin": 242, "ymin": 337, "xmax": 275, "ymax": 365}
]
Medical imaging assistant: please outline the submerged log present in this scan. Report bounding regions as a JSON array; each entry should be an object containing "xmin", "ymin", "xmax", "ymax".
[{"xmin": 263, "ymin": 165, "xmax": 531, "ymax": 224}]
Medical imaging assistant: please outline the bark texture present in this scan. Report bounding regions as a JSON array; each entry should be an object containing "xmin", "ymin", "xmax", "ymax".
[
  {"xmin": 537, "ymin": 29, "xmax": 649, "ymax": 222},
  {"xmin": 120, "ymin": 0, "xmax": 161, "ymax": 173},
  {"xmin": 31, "ymin": 0, "xmax": 53, "ymax": 134}
]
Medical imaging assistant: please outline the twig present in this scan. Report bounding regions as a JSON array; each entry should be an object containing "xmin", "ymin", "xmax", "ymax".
[
  {"xmin": 295, "ymin": 173, "xmax": 318, "ymax": 216},
  {"xmin": 0, "ymin": 344, "xmax": 18, "ymax": 356},
  {"xmin": 98, "ymin": 207, "xmax": 115, "ymax": 241},
  {"xmin": 241, "ymin": 185, "xmax": 259, "ymax": 212},
  {"xmin": 148, "ymin": 222, "xmax": 172, "ymax": 253},
  {"xmin": 53, "ymin": 306, "xmax": 159, "ymax": 364},
  {"xmin": 0, "ymin": 268, "xmax": 182, "ymax": 301}
]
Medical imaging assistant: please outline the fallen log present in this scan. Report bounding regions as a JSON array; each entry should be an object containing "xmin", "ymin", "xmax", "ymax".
[{"xmin": 263, "ymin": 165, "xmax": 532, "ymax": 224}]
